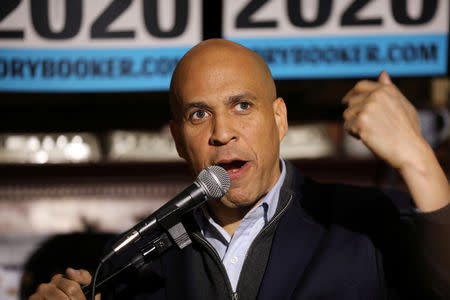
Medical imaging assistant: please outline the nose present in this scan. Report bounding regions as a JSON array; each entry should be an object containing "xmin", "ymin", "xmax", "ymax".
[{"xmin": 209, "ymin": 114, "xmax": 237, "ymax": 146}]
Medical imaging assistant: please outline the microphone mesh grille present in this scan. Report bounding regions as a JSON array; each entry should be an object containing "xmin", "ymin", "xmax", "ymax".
[{"xmin": 197, "ymin": 166, "xmax": 230, "ymax": 199}]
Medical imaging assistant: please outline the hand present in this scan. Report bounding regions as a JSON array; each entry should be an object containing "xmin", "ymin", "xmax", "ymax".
[
  {"xmin": 342, "ymin": 71, "xmax": 425, "ymax": 171},
  {"xmin": 342, "ymin": 71, "xmax": 449, "ymax": 212},
  {"xmin": 29, "ymin": 268, "xmax": 96, "ymax": 300}
]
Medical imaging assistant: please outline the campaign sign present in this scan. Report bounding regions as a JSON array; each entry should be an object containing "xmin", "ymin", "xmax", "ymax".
[
  {"xmin": 224, "ymin": 0, "xmax": 449, "ymax": 79},
  {"xmin": 0, "ymin": 0, "xmax": 202, "ymax": 92}
]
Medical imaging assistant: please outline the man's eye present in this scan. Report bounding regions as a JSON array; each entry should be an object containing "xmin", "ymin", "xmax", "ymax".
[
  {"xmin": 236, "ymin": 102, "xmax": 250, "ymax": 111},
  {"xmin": 191, "ymin": 110, "xmax": 209, "ymax": 120}
]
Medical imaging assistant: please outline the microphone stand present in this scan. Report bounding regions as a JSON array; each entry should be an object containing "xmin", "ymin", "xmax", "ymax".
[
  {"xmin": 83, "ymin": 206, "xmax": 196, "ymax": 298},
  {"xmin": 82, "ymin": 231, "xmax": 173, "ymax": 298},
  {"xmin": 81, "ymin": 165, "xmax": 230, "ymax": 299}
]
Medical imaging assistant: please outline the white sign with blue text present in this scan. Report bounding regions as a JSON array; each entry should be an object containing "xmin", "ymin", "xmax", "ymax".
[
  {"xmin": 223, "ymin": 0, "xmax": 449, "ymax": 79},
  {"xmin": 0, "ymin": 0, "xmax": 202, "ymax": 92}
]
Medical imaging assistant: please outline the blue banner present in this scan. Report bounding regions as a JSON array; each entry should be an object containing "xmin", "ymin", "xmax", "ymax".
[
  {"xmin": 0, "ymin": 34, "xmax": 447, "ymax": 92},
  {"xmin": 0, "ymin": 46, "xmax": 190, "ymax": 92},
  {"xmin": 234, "ymin": 34, "xmax": 448, "ymax": 79}
]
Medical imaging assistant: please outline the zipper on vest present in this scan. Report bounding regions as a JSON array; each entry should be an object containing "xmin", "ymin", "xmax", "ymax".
[
  {"xmin": 235, "ymin": 193, "xmax": 294, "ymax": 289},
  {"xmin": 192, "ymin": 192, "xmax": 294, "ymax": 299},
  {"xmin": 191, "ymin": 232, "xmax": 236, "ymax": 300}
]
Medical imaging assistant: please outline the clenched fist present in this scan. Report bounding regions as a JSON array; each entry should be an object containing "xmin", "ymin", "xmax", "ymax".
[
  {"xmin": 342, "ymin": 71, "xmax": 449, "ymax": 212},
  {"xmin": 342, "ymin": 71, "xmax": 424, "ymax": 170}
]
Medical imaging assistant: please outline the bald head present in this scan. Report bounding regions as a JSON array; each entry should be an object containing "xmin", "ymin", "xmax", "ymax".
[
  {"xmin": 167, "ymin": 38, "xmax": 288, "ymax": 215},
  {"xmin": 169, "ymin": 39, "xmax": 276, "ymax": 121}
]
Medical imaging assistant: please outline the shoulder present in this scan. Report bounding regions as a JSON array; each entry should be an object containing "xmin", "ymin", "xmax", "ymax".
[{"xmin": 282, "ymin": 160, "xmax": 414, "ymax": 227}]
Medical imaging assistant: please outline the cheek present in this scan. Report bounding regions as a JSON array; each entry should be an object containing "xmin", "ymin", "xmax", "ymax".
[
  {"xmin": 253, "ymin": 115, "xmax": 279, "ymax": 141},
  {"xmin": 240, "ymin": 122, "xmax": 274, "ymax": 163},
  {"xmin": 183, "ymin": 125, "xmax": 208, "ymax": 147},
  {"xmin": 257, "ymin": 119, "xmax": 281, "ymax": 161},
  {"xmin": 183, "ymin": 128, "xmax": 211, "ymax": 166}
]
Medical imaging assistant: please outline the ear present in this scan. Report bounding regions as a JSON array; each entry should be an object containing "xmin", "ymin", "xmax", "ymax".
[
  {"xmin": 169, "ymin": 120, "xmax": 187, "ymax": 159},
  {"xmin": 273, "ymin": 97, "xmax": 288, "ymax": 142}
]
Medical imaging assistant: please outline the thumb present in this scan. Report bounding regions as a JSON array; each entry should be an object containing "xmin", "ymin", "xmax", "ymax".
[
  {"xmin": 65, "ymin": 268, "xmax": 92, "ymax": 286},
  {"xmin": 378, "ymin": 70, "xmax": 392, "ymax": 85}
]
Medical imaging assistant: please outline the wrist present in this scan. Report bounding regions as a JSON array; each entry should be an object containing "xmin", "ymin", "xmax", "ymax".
[
  {"xmin": 397, "ymin": 137, "xmax": 449, "ymax": 212},
  {"xmin": 397, "ymin": 136, "xmax": 434, "ymax": 176}
]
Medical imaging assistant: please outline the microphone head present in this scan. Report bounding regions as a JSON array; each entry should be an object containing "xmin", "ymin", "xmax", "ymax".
[{"xmin": 197, "ymin": 166, "xmax": 230, "ymax": 199}]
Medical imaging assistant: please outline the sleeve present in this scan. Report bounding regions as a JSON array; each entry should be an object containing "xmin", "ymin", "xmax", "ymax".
[
  {"xmin": 328, "ymin": 184, "xmax": 449, "ymax": 299},
  {"xmin": 414, "ymin": 203, "xmax": 450, "ymax": 299},
  {"xmin": 379, "ymin": 188, "xmax": 450, "ymax": 299}
]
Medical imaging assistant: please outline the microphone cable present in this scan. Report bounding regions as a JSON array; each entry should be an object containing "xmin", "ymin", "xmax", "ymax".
[{"xmin": 91, "ymin": 261, "xmax": 102, "ymax": 300}]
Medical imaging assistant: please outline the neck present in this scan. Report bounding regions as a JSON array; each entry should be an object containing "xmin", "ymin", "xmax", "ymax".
[
  {"xmin": 205, "ymin": 159, "xmax": 283, "ymax": 236},
  {"xmin": 205, "ymin": 200, "xmax": 261, "ymax": 237}
]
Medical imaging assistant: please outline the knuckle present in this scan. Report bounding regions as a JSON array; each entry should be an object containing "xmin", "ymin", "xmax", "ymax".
[
  {"xmin": 29, "ymin": 294, "xmax": 44, "ymax": 300},
  {"xmin": 65, "ymin": 283, "xmax": 80, "ymax": 296},
  {"xmin": 349, "ymin": 94, "xmax": 362, "ymax": 105},
  {"xmin": 343, "ymin": 109, "xmax": 350, "ymax": 120},
  {"xmin": 370, "ymin": 89, "xmax": 391, "ymax": 107},
  {"xmin": 51, "ymin": 273, "xmax": 62, "ymax": 282},
  {"xmin": 369, "ymin": 88, "xmax": 384, "ymax": 100},
  {"xmin": 356, "ymin": 111, "xmax": 370, "ymax": 127},
  {"xmin": 354, "ymin": 80, "xmax": 368, "ymax": 90},
  {"xmin": 36, "ymin": 283, "xmax": 50, "ymax": 294}
]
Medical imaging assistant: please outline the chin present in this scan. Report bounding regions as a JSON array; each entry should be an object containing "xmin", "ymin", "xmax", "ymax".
[{"xmin": 221, "ymin": 191, "xmax": 260, "ymax": 208}]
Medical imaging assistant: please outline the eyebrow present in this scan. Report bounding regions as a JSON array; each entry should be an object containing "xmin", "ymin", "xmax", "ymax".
[
  {"xmin": 227, "ymin": 92, "xmax": 257, "ymax": 105},
  {"xmin": 182, "ymin": 102, "xmax": 210, "ymax": 114},
  {"xmin": 182, "ymin": 92, "xmax": 258, "ymax": 114}
]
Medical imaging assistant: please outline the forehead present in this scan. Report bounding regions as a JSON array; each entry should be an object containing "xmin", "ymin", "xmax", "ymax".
[{"xmin": 175, "ymin": 53, "xmax": 268, "ymax": 105}]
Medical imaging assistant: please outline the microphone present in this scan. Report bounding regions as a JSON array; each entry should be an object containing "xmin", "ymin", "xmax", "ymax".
[{"xmin": 102, "ymin": 165, "xmax": 230, "ymax": 263}]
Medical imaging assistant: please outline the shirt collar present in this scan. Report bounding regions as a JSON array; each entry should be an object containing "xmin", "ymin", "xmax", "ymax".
[{"xmin": 263, "ymin": 158, "xmax": 286, "ymax": 222}]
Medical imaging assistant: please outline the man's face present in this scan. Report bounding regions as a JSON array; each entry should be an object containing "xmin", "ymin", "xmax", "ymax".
[{"xmin": 170, "ymin": 47, "xmax": 287, "ymax": 208}]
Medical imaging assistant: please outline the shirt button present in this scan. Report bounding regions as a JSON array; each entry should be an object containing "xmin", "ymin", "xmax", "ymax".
[{"xmin": 230, "ymin": 256, "xmax": 238, "ymax": 264}]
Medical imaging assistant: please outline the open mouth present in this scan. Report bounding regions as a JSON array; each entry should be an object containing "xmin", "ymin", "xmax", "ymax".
[{"xmin": 218, "ymin": 160, "xmax": 248, "ymax": 172}]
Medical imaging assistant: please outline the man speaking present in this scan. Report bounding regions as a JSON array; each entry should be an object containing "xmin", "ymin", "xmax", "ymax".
[{"xmin": 30, "ymin": 39, "xmax": 449, "ymax": 299}]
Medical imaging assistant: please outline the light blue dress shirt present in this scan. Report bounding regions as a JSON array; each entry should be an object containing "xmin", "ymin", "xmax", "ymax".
[{"xmin": 194, "ymin": 159, "xmax": 286, "ymax": 292}]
